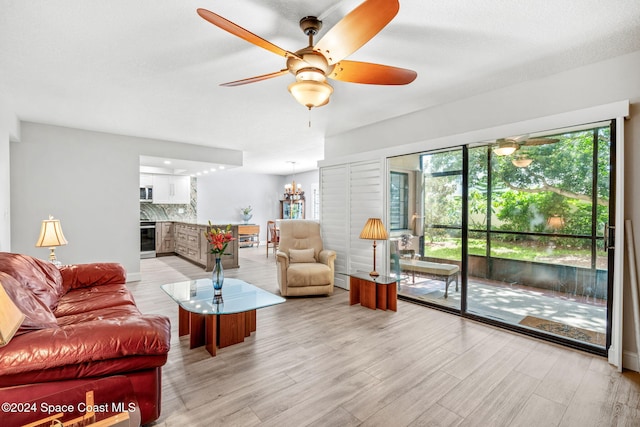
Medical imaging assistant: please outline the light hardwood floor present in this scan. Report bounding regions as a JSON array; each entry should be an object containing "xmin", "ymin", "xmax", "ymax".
[{"xmin": 130, "ymin": 248, "xmax": 640, "ymax": 426}]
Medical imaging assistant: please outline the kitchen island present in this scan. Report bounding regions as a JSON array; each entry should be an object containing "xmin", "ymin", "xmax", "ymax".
[{"xmin": 156, "ymin": 221, "xmax": 239, "ymax": 271}]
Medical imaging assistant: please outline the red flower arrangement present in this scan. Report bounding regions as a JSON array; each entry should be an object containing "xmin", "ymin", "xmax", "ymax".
[{"xmin": 204, "ymin": 221, "xmax": 236, "ymax": 256}]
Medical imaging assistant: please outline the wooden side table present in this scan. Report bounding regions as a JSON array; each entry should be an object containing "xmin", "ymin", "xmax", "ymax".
[
  {"xmin": 238, "ymin": 224, "xmax": 260, "ymax": 247},
  {"xmin": 348, "ymin": 272, "xmax": 397, "ymax": 311}
]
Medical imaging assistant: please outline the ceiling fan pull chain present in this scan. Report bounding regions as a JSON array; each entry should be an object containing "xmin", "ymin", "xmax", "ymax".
[{"xmin": 308, "ymin": 108, "xmax": 312, "ymax": 128}]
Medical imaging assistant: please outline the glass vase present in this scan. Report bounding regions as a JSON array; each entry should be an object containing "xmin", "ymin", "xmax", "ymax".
[
  {"xmin": 212, "ymin": 255, "xmax": 224, "ymax": 291},
  {"xmin": 212, "ymin": 294, "xmax": 224, "ymax": 313}
]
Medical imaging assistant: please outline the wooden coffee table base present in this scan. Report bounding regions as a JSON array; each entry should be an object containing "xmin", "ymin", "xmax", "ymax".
[{"xmin": 178, "ymin": 306, "xmax": 257, "ymax": 356}]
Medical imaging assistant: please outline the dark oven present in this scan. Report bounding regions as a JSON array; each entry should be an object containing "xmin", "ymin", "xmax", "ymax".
[{"xmin": 140, "ymin": 221, "xmax": 156, "ymax": 259}]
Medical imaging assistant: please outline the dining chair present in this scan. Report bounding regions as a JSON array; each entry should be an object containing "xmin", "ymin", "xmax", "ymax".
[{"xmin": 266, "ymin": 220, "xmax": 279, "ymax": 257}]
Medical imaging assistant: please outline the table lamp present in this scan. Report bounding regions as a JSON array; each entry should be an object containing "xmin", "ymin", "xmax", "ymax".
[
  {"xmin": 35, "ymin": 215, "xmax": 68, "ymax": 267},
  {"xmin": 359, "ymin": 218, "xmax": 388, "ymax": 277}
]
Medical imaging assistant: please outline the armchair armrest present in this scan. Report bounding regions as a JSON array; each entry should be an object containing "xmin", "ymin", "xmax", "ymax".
[
  {"xmin": 275, "ymin": 250, "xmax": 289, "ymax": 266},
  {"xmin": 318, "ymin": 250, "xmax": 336, "ymax": 266},
  {"xmin": 60, "ymin": 263, "xmax": 126, "ymax": 291},
  {"xmin": 275, "ymin": 250, "xmax": 289, "ymax": 296}
]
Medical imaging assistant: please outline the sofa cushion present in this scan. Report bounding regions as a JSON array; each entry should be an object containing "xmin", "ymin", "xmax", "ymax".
[
  {"xmin": 55, "ymin": 304, "xmax": 141, "ymax": 327},
  {"xmin": 0, "ymin": 315, "xmax": 171, "ymax": 379},
  {"xmin": 59, "ymin": 263, "xmax": 126, "ymax": 293},
  {"xmin": 0, "ymin": 252, "xmax": 64, "ymax": 310},
  {"xmin": 0, "ymin": 281, "xmax": 25, "ymax": 346},
  {"xmin": 289, "ymin": 248, "xmax": 316, "ymax": 263},
  {"xmin": 287, "ymin": 263, "xmax": 332, "ymax": 287},
  {"xmin": 0, "ymin": 272, "xmax": 58, "ymax": 335},
  {"xmin": 54, "ymin": 283, "xmax": 137, "ymax": 318}
]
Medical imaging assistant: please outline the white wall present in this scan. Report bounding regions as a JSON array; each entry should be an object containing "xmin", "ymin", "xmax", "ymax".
[
  {"xmin": 0, "ymin": 135, "xmax": 8, "ymax": 251},
  {"xmin": 10, "ymin": 122, "xmax": 242, "ymax": 279},
  {"xmin": 197, "ymin": 169, "xmax": 283, "ymax": 242},
  {"xmin": 0, "ymin": 101, "xmax": 19, "ymax": 252},
  {"xmin": 326, "ymin": 50, "xmax": 640, "ymax": 160},
  {"xmin": 197, "ymin": 169, "xmax": 320, "ymax": 241},
  {"xmin": 10, "ymin": 123, "xmax": 139, "ymax": 274},
  {"xmin": 323, "ymin": 49, "xmax": 640, "ymax": 369}
]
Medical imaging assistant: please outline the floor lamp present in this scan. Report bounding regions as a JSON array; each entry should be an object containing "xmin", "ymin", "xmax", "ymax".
[{"xmin": 359, "ymin": 218, "xmax": 388, "ymax": 277}]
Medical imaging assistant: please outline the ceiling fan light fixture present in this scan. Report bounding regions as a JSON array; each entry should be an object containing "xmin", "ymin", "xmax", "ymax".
[
  {"xmin": 512, "ymin": 156, "xmax": 533, "ymax": 168},
  {"xmin": 493, "ymin": 140, "xmax": 519, "ymax": 156},
  {"xmin": 295, "ymin": 68, "xmax": 326, "ymax": 82},
  {"xmin": 288, "ymin": 79, "xmax": 333, "ymax": 109}
]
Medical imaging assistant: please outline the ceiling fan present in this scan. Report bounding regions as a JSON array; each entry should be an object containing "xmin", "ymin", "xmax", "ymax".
[
  {"xmin": 493, "ymin": 135, "xmax": 560, "ymax": 156},
  {"xmin": 197, "ymin": 0, "xmax": 417, "ymax": 110}
]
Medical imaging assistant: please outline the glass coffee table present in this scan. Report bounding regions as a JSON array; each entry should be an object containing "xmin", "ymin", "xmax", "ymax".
[{"xmin": 161, "ymin": 278, "xmax": 285, "ymax": 356}]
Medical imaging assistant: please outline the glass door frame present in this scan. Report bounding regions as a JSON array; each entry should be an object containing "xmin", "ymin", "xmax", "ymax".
[{"xmin": 389, "ymin": 120, "xmax": 619, "ymax": 358}]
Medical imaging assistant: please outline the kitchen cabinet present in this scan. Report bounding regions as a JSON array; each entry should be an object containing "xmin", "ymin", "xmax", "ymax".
[
  {"xmin": 198, "ymin": 230, "xmax": 209, "ymax": 265},
  {"xmin": 139, "ymin": 173, "xmax": 153, "ymax": 187},
  {"xmin": 174, "ymin": 223, "xmax": 199, "ymax": 262},
  {"xmin": 156, "ymin": 222, "xmax": 175, "ymax": 254},
  {"xmin": 173, "ymin": 222, "xmax": 239, "ymax": 271},
  {"xmin": 152, "ymin": 175, "xmax": 190, "ymax": 204}
]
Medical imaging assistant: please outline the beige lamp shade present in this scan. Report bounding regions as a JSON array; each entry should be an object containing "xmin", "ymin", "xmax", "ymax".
[
  {"xmin": 35, "ymin": 216, "xmax": 68, "ymax": 266},
  {"xmin": 547, "ymin": 215, "xmax": 565, "ymax": 230},
  {"xmin": 0, "ymin": 282, "xmax": 25, "ymax": 347},
  {"xmin": 360, "ymin": 218, "xmax": 388, "ymax": 277},
  {"xmin": 359, "ymin": 218, "xmax": 389, "ymax": 240},
  {"xmin": 35, "ymin": 216, "xmax": 68, "ymax": 248}
]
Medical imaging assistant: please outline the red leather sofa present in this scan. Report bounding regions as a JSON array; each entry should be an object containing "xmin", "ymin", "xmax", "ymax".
[{"xmin": 0, "ymin": 252, "xmax": 171, "ymax": 426}]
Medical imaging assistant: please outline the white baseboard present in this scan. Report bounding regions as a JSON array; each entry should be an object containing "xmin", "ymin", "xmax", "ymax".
[
  {"xmin": 622, "ymin": 350, "xmax": 640, "ymax": 372},
  {"xmin": 126, "ymin": 272, "xmax": 142, "ymax": 282}
]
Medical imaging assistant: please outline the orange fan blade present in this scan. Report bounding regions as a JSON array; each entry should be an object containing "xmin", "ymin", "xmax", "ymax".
[
  {"xmin": 197, "ymin": 9, "xmax": 297, "ymax": 59},
  {"xmin": 220, "ymin": 69, "xmax": 290, "ymax": 87},
  {"xmin": 328, "ymin": 60, "xmax": 416, "ymax": 85},
  {"xmin": 314, "ymin": 0, "xmax": 399, "ymax": 65}
]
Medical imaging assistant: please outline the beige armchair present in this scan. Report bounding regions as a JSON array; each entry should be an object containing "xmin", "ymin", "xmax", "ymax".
[{"xmin": 276, "ymin": 220, "xmax": 336, "ymax": 296}]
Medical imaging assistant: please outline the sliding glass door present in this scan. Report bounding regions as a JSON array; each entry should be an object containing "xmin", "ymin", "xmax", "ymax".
[
  {"xmin": 467, "ymin": 124, "xmax": 612, "ymax": 350},
  {"xmin": 389, "ymin": 149, "xmax": 463, "ymax": 311},
  {"xmin": 390, "ymin": 121, "xmax": 614, "ymax": 353}
]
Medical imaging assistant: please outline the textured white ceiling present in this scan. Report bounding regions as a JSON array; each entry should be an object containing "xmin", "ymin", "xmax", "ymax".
[{"xmin": 2, "ymin": 0, "xmax": 639, "ymax": 175}]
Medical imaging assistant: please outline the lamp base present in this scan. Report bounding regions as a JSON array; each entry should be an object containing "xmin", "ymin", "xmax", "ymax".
[{"xmin": 48, "ymin": 248, "xmax": 62, "ymax": 268}]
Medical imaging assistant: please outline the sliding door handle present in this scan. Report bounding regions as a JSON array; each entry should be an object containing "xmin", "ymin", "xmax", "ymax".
[{"xmin": 603, "ymin": 224, "xmax": 615, "ymax": 251}]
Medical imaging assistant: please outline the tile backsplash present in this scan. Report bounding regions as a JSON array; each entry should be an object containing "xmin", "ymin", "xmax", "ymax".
[{"xmin": 140, "ymin": 177, "xmax": 197, "ymax": 221}]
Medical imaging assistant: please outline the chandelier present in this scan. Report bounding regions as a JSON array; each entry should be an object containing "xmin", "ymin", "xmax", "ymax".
[{"xmin": 284, "ymin": 162, "xmax": 304, "ymax": 201}]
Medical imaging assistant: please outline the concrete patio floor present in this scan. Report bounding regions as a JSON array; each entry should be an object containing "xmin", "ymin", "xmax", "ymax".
[{"xmin": 397, "ymin": 274, "xmax": 607, "ymax": 348}]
